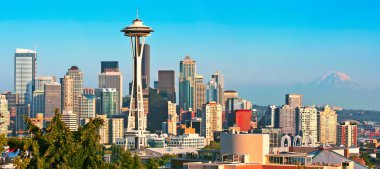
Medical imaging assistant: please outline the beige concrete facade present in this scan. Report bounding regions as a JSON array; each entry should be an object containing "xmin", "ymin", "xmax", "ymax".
[
  {"xmin": 318, "ymin": 105, "xmax": 337, "ymax": 144},
  {"xmin": 220, "ymin": 133, "xmax": 270, "ymax": 164}
]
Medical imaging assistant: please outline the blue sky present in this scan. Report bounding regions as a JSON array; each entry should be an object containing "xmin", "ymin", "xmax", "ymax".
[{"xmin": 1, "ymin": 0, "xmax": 379, "ymax": 109}]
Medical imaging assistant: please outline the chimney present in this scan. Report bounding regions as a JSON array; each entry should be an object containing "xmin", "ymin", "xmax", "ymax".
[{"xmin": 344, "ymin": 148, "xmax": 349, "ymax": 158}]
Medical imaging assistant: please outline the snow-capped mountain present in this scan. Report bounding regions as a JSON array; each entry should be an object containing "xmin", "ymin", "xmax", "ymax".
[{"xmin": 311, "ymin": 71, "xmax": 360, "ymax": 89}]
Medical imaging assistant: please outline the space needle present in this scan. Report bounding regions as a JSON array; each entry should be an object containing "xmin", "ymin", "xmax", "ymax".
[{"xmin": 121, "ymin": 13, "xmax": 153, "ymax": 150}]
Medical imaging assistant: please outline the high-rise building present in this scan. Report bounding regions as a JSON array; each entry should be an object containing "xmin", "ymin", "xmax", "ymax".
[
  {"xmin": 66, "ymin": 66, "xmax": 83, "ymax": 116},
  {"xmin": 0, "ymin": 95, "xmax": 10, "ymax": 135},
  {"xmin": 223, "ymin": 90, "xmax": 238, "ymax": 105},
  {"xmin": 32, "ymin": 89, "xmax": 44, "ymax": 118},
  {"xmin": 158, "ymin": 70, "xmax": 176, "ymax": 103},
  {"xmin": 99, "ymin": 71, "xmax": 123, "ymax": 112},
  {"xmin": 194, "ymin": 75, "xmax": 206, "ymax": 113},
  {"xmin": 142, "ymin": 44, "xmax": 150, "ymax": 89},
  {"xmin": 318, "ymin": 105, "xmax": 337, "ymax": 145},
  {"xmin": 225, "ymin": 97, "xmax": 252, "ymax": 128},
  {"xmin": 166, "ymin": 101, "xmax": 177, "ymax": 136},
  {"xmin": 211, "ymin": 71, "xmax": 224, "ymax": 106},
  {"xmin": 337, "ymin": 121, "xmax": 358, "ymax": 147},
  {"xmin": 275, "ymin": 105, "xmax": 299, "ymax": 136},
  {"xmin": 35, "ymin": 76, "xmax": 56, "ymax": 90},
  {"xmin": 207, "ymin": 79, "xmax": 218, "ymax": 103},
  {"xmin": 60, "ymin": 75, "xmax": 74, "ymax": 112},
  {"xmin": 99, "ymin": 88, "xmax": 119, "ymax": 116},
  {"xmin": 3, "ymin": 92, "xmax": 19, "ymax": 133},
  {"xmin": 297, "ymin": 106, "xmax": 318, "ymax": 145},
  {"xmin": 179, "ymin": 56, "xmax": 196, "ymax": 111},
  {"xmin": 14, "ymin": 48, "xmax": 37, "ymax": 104},
  {"xmin": 83, "ymin": 88, "xmax": 95, "ymax": 95},
  {"xmin": 61, "ymin": 110, "xmax": 78, "ymax": 131},
  {"xmin": 78, "ymin": 94, "xmax": 96, "ymax": 120},
  {"xmin": 285, "ymin": 94, "xmax": 303, "ymax": 108},
  {"xmin": 15, "ymin": 104, "xmax": 29, "ymax": 135},
  {"xmin": 110, "ymin": 118, "xmax": 124, "ymax": 144},
  {"xmin": 101, "ymin": 61, "xmax": 119, "ymax": 73},
  {"xmin": 264, "ymin": 105, "xmax": 276, "ymax": 128},
  {"xmin": 201, "ymin": 102, "xmax": 222, "ymax": 144},
  {"xmin": 44, "ymin": 82, "xmax": 61, "ymax": 122},
  {"xmin": 97, "ymin": 115, "xmax": 110, "ymax": 144},
  {"xmin": 122, "ymin": 16, "xmax": 153, "ymax": 150}
]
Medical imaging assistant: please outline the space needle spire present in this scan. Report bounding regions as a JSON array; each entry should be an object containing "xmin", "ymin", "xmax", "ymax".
[{"xmin": 121, "ymin": 14, "xmax": 153, "ymax": 150}]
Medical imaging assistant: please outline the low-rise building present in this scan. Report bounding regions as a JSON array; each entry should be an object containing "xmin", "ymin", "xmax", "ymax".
[{"xmin": 167, "ymin": 134, "xmax": 205, "ymax": 149}]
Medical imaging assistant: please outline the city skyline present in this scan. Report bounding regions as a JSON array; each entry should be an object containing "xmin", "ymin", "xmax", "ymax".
[{"xmin": 1, "ymin": 1, "xmax": 380, "ymax": 110}]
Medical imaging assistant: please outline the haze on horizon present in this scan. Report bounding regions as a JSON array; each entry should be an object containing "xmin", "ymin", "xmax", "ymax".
[{"xmin": 1, "ymin": 0, "xmax": 379, "ymax": 110}]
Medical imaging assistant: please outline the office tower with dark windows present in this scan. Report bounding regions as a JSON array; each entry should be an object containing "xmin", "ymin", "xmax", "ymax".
[
  {"xmin": 100, "ymin": 88, "xmax": 119, "ymax": 116},
  {"xmin": 32, "ymin": 89, "xmax": 44, "ymax": 118},
  {"xmin": 44, "ymin": 82, "xmax": 61, "ymax": 122},
  {"xmin": 158, "ymin": 70, "xmax": 176, "ymax": 103},
  {"xmin": 179, "ymin": 56, "xmax": 196, "ymax": 111},
  {"xmin": 14, "ymin": 48, "xmax": 37, "ymax": 104},
  {"xmin": 15, "ymin": 104, "xmax": 29, "ymax": 135},
  {"xmin": 211, "ymin": 71, "xmax": 224, "ymax": 106},
  {"xmin": 142, "ymin": 44, "xmax": 150, "ymax": 89},
  {"xmin": 66, "ymin": 66, "xmax": 83, "ymax": 116},
  {"xmin": 285, "ymin": 94, "xmax": 303, "ymax": 108},
  {"xmin": 101, "ymin": 61, "xmax": 119, "ymax": 73}
]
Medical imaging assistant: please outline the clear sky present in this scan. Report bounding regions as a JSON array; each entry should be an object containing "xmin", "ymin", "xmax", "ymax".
[{"xmin": 1, "ymin": 0, "xmax": 379, "ymax": 109}]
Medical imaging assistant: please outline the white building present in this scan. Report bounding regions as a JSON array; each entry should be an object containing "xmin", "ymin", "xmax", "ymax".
[
  {"xmin": 61, "ymin": 110, "xmax": 78, "ymax": 131},
  {"xmin": 167, "ymin": 134, "xmax": 205, "ymax": 149},
  {"xmin": 0, "ymin": 95, "xmax": 10, "ymax": 135},
  {"xmin": 297, "ymin": 106, "xmax": 318, "ymax": 145}
]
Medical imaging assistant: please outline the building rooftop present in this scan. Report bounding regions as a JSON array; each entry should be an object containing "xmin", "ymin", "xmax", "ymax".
[{"xmin": 16, "ymin": 48, "xmax": 36, "ymax": 53}]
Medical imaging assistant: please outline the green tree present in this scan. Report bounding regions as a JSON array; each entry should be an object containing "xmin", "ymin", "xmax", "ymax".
[
  {"xmin": 146, "ymin": 158, "xmax": 159, "ymax": 169},
  {"xmin": 202, "ymin": 141, "xmax": 220, "ymax": 150}
]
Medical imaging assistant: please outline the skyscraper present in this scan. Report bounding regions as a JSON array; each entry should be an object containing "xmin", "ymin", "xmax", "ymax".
[
  {"xmin": 15, "ymin": 104, "xmax": 29, "ymax": 135},
  {"xmin": 142, "ymin": 44, "xmax": 150, "ymax": 89},
  {"xmin": 201, "ymin": 101, "xmax": 222, "ymax": 144},
  {"xmin": 179, "ymin": 56, "xmax": 196, "ymax": 111},
  {"xmin": 207, "ymin": 79, "xmax": 218, "ymax": 103},
  {"xmin": 99, "ymin": 70, "xmax": 123, "ymax": 112},
  {"xmin": 0, "ymin": 95, "xmax": 10, "ymax": 135},
  {"xmin": 60, "ymin": 75, "xmax": 74, "ymax": 112},
  {"xmin": 66, "ymin": 66, "xmax": 83, "ymax": 116},
  {"xmin": 32, "ymin": 89, "xmax": 44, "ymax": 118},
  {"xmin": 275, "ymin": 105, "xmax": 299, "ymax": 136},
  {"xmin": 297, "ymin": 106, "xmax": 318, "ymax": 145},
  {"xmin": 158, "ymin": 70, "xmax": 176, "ymax": 103},
  {"xmin": 194, "ymin": 75, "xmax": 206, "ymax": 113},
  {"xmin": 78, "ymin": 94, "xmax": 96, "ymax": 120},
  {"xmin": 44, "ymin": 82, "xmax": 61, "ymax": 122},
  {"xmin": 285, "ymin": 94, "xmax": 303, "ymax": 108},
  {"xmin": 318, "ymin": 105, "xmax": 337, "ymax": 145},
  {"xmin": 101, "ymin": 61, "xmax": 119, "ymax": 73},
  {"xmin": 223, "ymin": 90, "xmax": 238, "ymax": 105},
  {"xmin": 100, "ymin": 88, "xmax": 119, "ymax": 116},
  {"xmin": 211, "ymin": 71, "xmax": 224, "ymax": 106},
  {"xmin": 121, "ymin": 16, "xmax": 153, "ymax": 150},
  {"xmin": 337, "ymin": 121, "xmax": 358, "ymax": 147},
  {"xmin": 14, "ymin": 48, "xmax": 37, "ymax": 104},
  {"xmin": 35, "ymin": 76, "xmax": 56, "ymax": 90}
]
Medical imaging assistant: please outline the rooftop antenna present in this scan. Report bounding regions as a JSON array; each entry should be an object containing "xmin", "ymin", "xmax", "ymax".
[{"xmin": 136, "ymin": 8, "xmax": 139, "ymax": 19}]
